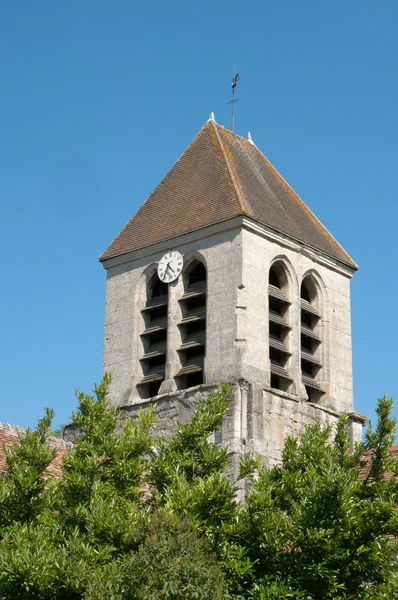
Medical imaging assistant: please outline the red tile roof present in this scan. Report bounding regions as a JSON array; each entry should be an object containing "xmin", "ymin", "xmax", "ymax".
[
  {"xmin": 360, "ymin": 445, "xmax": 398, "ymax": 482},
  {"xmin": 0, "ymin": 422, "xmax": 71, "ymax": 478},
  {"xmin": 101, "ymin": 119, "xmax": 357, "ymax": 269}
]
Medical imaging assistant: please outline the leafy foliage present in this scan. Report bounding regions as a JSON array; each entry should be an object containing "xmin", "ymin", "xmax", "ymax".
[
  {"xmin": 239, "ymin": 396, "xmax": 398, "ymax": 600},
  {"xmin": 0, "ymin": 379, "xmax": 397, "ymax": 599},
  {"xmin": 86, "ymin": 511, "xmax": 227, "ymax": 600},
  {"xmin": 0, "ymin": 378, "xmax": 234, "ymax": 599},
  {"xmin": 0, "ymin": 408, "xmax": 56, "ymax": 530}
]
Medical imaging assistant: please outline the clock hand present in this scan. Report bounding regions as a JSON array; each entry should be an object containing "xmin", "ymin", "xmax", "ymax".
[{"xmin": 164, "ymin": 262, "xmax": 175, "ymax": 274}]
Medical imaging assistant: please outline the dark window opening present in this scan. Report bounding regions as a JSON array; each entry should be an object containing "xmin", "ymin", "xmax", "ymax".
[
  {"xmin": 305, "ymin": 386, "xmax": 315, "ymax": 401},
  {"xmin": 271, "ymin": 374, "xmax": 280, "ymax": 389},
  {"xmin": 185, "ymin": 319, "xmax": 205, "ymax": 336},
  {"xmin": 177, "ymin": 260, "xmax": 207, "ymax": 391},
  {"xmin": 270, "ymin": 348, "xmax": 288, "ymax": 367},
  {"xmin": 186, "ymin": 371, "xmax": 203, "ymax": 387},
  {"xmin": 176, "ymin": 370, "xmax": 204, "ymax": 390},
  {"xmin": 181, "ymin": 346, "xmax": 204, "ymax": 361},
  {"xmin": 270, "ymin": 374, "xmax": 291, "ymax": 393},
  {"xmin": 149, "ymin": 304, "xmax": 168, "ymax": 321},
  {"xmin": 138, "ymin": 380, "xmax": 163, "ymax": 400},
  {"xmin": 139, "ymin": 270, "xmax": 169, "ymax": 400},
  {"xmin": 148, "ymin": 329, "xmax": 167, "ymax": 345},
  {"xmin": 305, "ymin": 386, "xmax": 323, "ymax": 403},
  {"xmin": 301, "ymin": 311, "xmax": 313, "ymax": 328},
  {"xmin": 269, "ymin": 296, "xmax": 287, "ymax": 316},
  {"xmin": 269, "ymin": 263, "xmax": 290, "ymax": 391},
  {"xmin": 270, "ymin": 322, "xmax": 282, "ymax": 340},
  {"xmin": 149, "ymin": 381, "xmax": 162, "ymax": 397},
  {"xmin": 150, "ymin": 279, "xmax": 168, "ymax": 300},
  {"xmin": 188, "ymin": 263, "xmax": 206, "ymax": 286},
  {"xmin": 269, "ymin": 267, "xmax": 280, "ymax": 288},
  {"xmin": 301, "ymin": 284, "xmax": 310, "ymax": 302},
  {"xmin": 301, "ymin": 334, "xmax": 313, "ymax": 352},
  {"xmin": 300, "ymin": 276, "xmax": 324, "ymax": 401},
  {"xmin": 186, "ymin": 295, "xmax": 206, "ymax": 311},
  {"xmin": 301, "ymin": 359, "xmax": 313, "ymax": 377},
  {"xmin": 146, "ymin": 355, "xmax": 165, "ymax": 371}
]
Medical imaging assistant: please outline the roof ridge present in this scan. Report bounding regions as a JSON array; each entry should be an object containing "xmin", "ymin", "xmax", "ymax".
[
  {"xmin": 100, "ymin": 122, "xmax": 215, "ymax": 261},
  {"xmin": 211, "ymin": 121, "xmax": 248, "ymax": 215},
  {"xmin": 233, "ymin": 135, "xmax": 303, "ymax": 241},
  {"xmin": 100, "ymin": 118, "xmax": 357, "ymax": 269},
  {"xmin": 216, "ymin": 124, "xmax": 251, "ymax": 145}
]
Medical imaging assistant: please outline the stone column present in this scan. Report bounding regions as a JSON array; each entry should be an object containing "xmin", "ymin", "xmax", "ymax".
[
  {"xmin": 159, "ymin": 276, "xmax": 184, "ymax": 393},
  {"xmin": 246, "ymin": 381, "xmax": 267, "ymax": 457},
  {"xmin": 348, "ymin": 411, "xmax": 367, "ymax": 449},
  {"xmin": 289, "ymin": 272, "xmax": 304, "ymax": 399}
]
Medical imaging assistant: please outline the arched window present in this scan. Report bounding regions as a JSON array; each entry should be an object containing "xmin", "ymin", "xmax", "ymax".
[
  {"xmin": 268, "ymin": 262, "xmax": 292, "ymax": 392},
  {"xmin": 176, "ymin": 259, "xmax": 207, "ymax": 389},
  {"xmin": 138, "ymin": 272, "xmax": 168, "ymax": 398},
  {"xmin": 300, "ymin": 276, "xmax": 324, "ymax": 402}
]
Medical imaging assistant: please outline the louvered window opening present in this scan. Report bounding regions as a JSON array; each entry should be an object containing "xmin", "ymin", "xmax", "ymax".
[
  {"xmin": 138, "ymin": 276, "xmax": 168, "ymax": 398},
  {"xmin": 269, "ymin": 266, "xmax": 292, "ymax": 393},
  {"xmin": 176, "ymin": 262, "xmax": 206, "ymax": 389},
  {"xmin": 300, "ymin": 281, "xmax": 324, "ymax": 402}
]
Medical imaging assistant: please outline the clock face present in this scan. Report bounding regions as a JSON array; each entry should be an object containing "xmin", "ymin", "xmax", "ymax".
[{"xmin": 157, "ymin": 251, "xmax": 184, "ymax": 283}]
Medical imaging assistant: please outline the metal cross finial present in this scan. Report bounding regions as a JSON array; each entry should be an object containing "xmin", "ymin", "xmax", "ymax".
[{"xmin": 227, "ymin": 67, "xmax": 240, "ymax": 132}]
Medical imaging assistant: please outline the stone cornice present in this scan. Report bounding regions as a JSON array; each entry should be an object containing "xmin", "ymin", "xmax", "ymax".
[
  {"xmin": 101, "ymin": 214, "xmax": 356, "ymax": 279},
  {"xmin": 100, "ymin": 216, "xmax": 244, "ymax": 269},
  {"xmin": 241, "ymin": 217, "xmax": 356, "ymax": 278}
]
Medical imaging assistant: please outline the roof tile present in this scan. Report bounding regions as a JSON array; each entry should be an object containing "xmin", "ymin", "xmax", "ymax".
[{"xmin": 100, "ymin": 120, "xmax": 357, "ymax": 269}]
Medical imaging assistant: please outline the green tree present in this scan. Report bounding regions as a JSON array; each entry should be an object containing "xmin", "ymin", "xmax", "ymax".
[
  {"xmin": 85, "ymin": 511, "xmax": 227, "ymax": 600},
  {"xmin": 239, "ymin": 396, "xmax": 398, "ymax": 600},
  {"xmin": 0, "ymin": 408, "xmax": 56, "ymax": 531},
  {"xmin": 0, "ymin": 376, "xmax": 235, "ymax": 599},
  {"xmin": 0, "ymin": 378, "xmax": 398, "ymax": 600}
]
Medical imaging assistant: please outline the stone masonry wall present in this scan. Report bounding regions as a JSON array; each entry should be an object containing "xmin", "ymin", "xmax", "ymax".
[
  {"xmin": 116, "ymin": 381, "xmax": 364, "ymax": 480},
  {"xmin": 103, "ymin": 225, "xmax": 243, "ymax": 407},
  {"xmin": 241, "ymin": 226, "xmax": 354, "ymax": 414},
  {"xmin": 102, "ymin": 218, "xmax": 364, "ymax": 469}
]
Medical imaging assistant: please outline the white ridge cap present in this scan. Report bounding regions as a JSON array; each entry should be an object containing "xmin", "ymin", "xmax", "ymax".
[{"xmin": 207, "ymin": 112, "xmax": 216, "ymax": 123}]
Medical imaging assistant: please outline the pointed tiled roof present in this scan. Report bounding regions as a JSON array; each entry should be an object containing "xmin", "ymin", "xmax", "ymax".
[{"xmin": 101, "ymin": 119, "xmax": 357, "ymax": 269}]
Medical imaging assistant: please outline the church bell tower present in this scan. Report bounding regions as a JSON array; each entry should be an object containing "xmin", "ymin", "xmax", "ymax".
[{"xmin": 100, "ymin": 114, "xmax": 366, "ymax": 469}]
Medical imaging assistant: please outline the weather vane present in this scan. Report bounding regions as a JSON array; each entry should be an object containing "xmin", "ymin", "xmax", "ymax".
[{"xmin": 227, "ymin": 68, "xmax": 240, "ymax": 132}]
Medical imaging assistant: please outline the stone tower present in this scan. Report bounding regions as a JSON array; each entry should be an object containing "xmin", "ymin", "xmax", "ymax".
[{"xmin": 100, "ymin": 115, "xmax": 365, "ymax": 471}]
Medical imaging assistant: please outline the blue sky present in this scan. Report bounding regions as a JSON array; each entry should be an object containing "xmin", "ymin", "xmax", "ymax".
[{"xmin": 0, "ymin": 1, "xmax": 397, "ymax": 432}]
